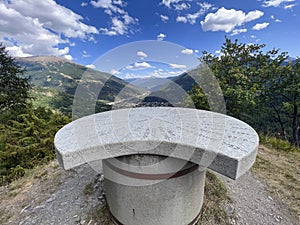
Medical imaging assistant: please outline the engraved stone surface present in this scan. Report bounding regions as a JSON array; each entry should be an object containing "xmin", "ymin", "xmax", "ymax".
[{"xmin": 54, "ymin": 107, "xmax": 259, "ymax": 180}]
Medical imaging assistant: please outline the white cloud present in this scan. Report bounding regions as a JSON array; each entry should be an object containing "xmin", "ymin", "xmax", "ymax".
[
  {"xmin": 82, "ymin": 50, "xmax": 91, "ymax": 58},
  {"xmin": 111, "ymin": 69, "xmax": 121, "ymax": 75},
  {"xmin": 102, "ymin": 17, "xmax": 126, "ymax": 35},
  {"xmin": 263, "ymin": 0, "xmax": 295, "ymax": 7},
  {"xmin": 6, "ymin": 46, "xmax": 32, "ymax": 57},
  {"xmin": 126, "ymin": 62, "xmax": 153, "ymax": 70},
  {"xmin": 284, "ymin": 4, "xmax": 297, "ymax": 9},
  {"xmin": 231, "ymin": 28, "xmax": 247, "ymax": 36},
  {"xmin": 148, "ymin": 69, "xmax": 183, "ymax": 78},
  {"xmin": 160, "ymin": 15, "xmax": 169, "ymax": 23},
  {"xmin": 64, "ymin": 54, "xmax": 73, "ymax": 61},
  {"xmin": 91, "ymin": 0, "xmax": 138, "ymax": 36},
  {"xmin": 91, "ymin": 0, "xmax": 124, "ymax": 14},
  {"xmin": 271, "ymin": 15, "xmax": 282, "ymax": 22},
  {"xmin": 137, "ymin": 51, "xmax": 148, "ymax": 59},
  {"xmin": 194, "ymin": 50, "xmax": 199, "ymax": 53},
  {"xmin": 181, "ymin": 48, "xmax": 194, "ymax": 55},
  {"xmin": 81, "ymin": 2, "xmax": 88, "ymax": 7},
  {"xmin": 176, "ymin": 16, "xmax": 188, "ymax": 23},
  {"xmin": 173, "ymin": 3, "xmax": 190, "ymax": 10},
  {"xmin": 0, "ymin": 0, "xmax": 98, "ymax": 57},
  {"xmin": 100, "ymin": 15, "xmax": 138, "ymax": 36},
  {"xmin": 252, "ymin": 22, "xmax": 270, "ymax": 30},
  {"xmin": 86, "ymin": 64, "xmax": 96, "ymax": 69},
  {"xmin": 161, "ymin": 0, "xmax": 180, "ymax": 8},
  {"xmin": 157, "ymin": 33, "xmax": 166, "ymax": 41},
  {"xmin": 58, "ymin": 47, "xmax": 70, "ymax": 55},
  {"xmin": 251, "ymin": 35, "xmax": 257, "ymax": 38},
  {"xmin": 201, "ymin": 7, "xmax": 264, "ymax": 33},
  {"xmin": 169, "ymin": 63, "xmax": 186, "ymax": 69},
  {"xmin": 186, "ymin": 11, "xmax": 204, "ymax": 24},
  {"xmin": 176, "ymin": 2, "xmax": 213, "ymax": 24}
]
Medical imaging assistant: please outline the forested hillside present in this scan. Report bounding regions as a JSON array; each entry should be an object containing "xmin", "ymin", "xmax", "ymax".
[{"xmin": 16, "ymin": 56, "xmax": 146, "ymax": 117}]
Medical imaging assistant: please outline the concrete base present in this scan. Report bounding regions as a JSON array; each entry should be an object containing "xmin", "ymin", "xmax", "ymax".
[{"xmin": 103, "ymin": 155, "xmax": 205, "ymax": 225}]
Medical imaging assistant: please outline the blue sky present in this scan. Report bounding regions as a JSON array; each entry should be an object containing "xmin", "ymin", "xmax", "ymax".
[{"xmin": 0, "ymin": 0, "xmax": 299, "ymax": 78}]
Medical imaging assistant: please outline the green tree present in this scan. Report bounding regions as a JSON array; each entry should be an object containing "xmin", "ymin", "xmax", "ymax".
[
  {"xmin": 197, "ymin": 38, "xmax": 287, "ymax": 121},
  {"xmin": 0, "ymin": 106, "xmax": 70, "ymax": 184},
  {"xmin": 263, "ymin": 59, "xmax": 300, "ymax": 146},
  {"xmin": 187, "ymin": 37, "xmax": 300, "ymax": 146},
  {"xmin": 0, "ymin": 43, "xmax": 31, "ymax": 121}
]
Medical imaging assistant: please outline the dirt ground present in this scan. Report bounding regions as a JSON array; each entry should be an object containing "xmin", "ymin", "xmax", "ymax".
[{"xmin": 0, "ymin": 145, "xmax": 299, "ymax": 225}]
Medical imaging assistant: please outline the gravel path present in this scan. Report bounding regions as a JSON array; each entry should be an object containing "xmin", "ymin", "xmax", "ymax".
[
  {"xmin": 1, "ymin": 161, "xmax": 299, "ymax": 225},
  {"xmin": 2, "ymin": 163, "xmax": 105, "ymax": 225},
  {"xmin": 218, "ymin": 171, "xmax": 299, "ymax": 225}
]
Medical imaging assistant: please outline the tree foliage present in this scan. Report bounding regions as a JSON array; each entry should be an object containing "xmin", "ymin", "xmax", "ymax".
[
  {"xmin": 0, "ymin": 44, "xmax": 71, "ymax": 185},
  {"xmin": 188, "ymin": 37, "xmax": 300, "ymax": 146},
  {"xmin": 0, "ymin": 43, "xmax": 31, "ymax": 117},
  {"xmin": 0, "ymin": 107, "xmax": 70, "ymax": 184}
]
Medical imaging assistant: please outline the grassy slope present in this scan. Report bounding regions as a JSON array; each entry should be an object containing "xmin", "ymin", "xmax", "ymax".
[{"xmin": 253, "ymin": 146, "xmax": 300, "ymax": 220}]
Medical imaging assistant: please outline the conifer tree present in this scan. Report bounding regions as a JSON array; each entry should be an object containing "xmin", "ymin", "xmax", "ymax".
[{"xmin": 0, "ymin": 43, "xmax": 31, "ymax": 117}]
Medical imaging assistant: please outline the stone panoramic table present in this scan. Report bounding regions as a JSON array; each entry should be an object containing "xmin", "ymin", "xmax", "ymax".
[{"xmin": 54, "ymin": 107, "xmax": 259, "ymax": 225}]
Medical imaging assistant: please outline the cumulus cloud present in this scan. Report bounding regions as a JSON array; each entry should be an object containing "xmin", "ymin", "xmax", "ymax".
[
  {"xmin": 64, "ymin": 54, "xmax": 73, "ymax": 61},
  {"xmin": 111, "ymin": 69, "xmax": 121, "ymax": 75},
  {"xmin": 263, "ymin": 0, "xmax": 295, "ymax": 7},
  {"xmin": 252, "ymin": 22, "xmax": 270, "ymax": 30},
  {"xmin": 81, "ymin": 2, "xmax": 88, "ymax": 7},
  {"xmin": 86, "ymin": 64, "xmax": 96, "ymax": 69},
  {"xmin": 160, "ymin": 14, "xmax": 169, "ymax": 23},
  {"xmin": 6, "ymin": 46, "xmax": 32, "ymax": 57},
  {"xmin": 0, "ymin": 0, "xmax": 98, "ymax": 57},
  {"xmin": 157, "ymin": 33, "xmax": 166, "ymax": 41},
  {"xmin": 181, "ymin": 48, "xmax": 194, "ymax": 55},
  {"xmin": 169, "ymin": 63, "xmax": 186, "ymax": 69},
  {"xmin": 91, "ymin": 0, "xmax": 138, "ymax": 36},
  {"xmin": 201, "ymin": 7, "xmax": 264, "ymax": 33},
  {"xmin": 231, "ymin": 28, "xmax": 247, "ymax": 36},
  {"xmin": 149, "ymin": 69, "xmax": 183, "ymax": 78},
  {"xmin": 137, "ymin": 51, "xmax": 148, "ymax": 59},
  {"xmin": 126, "ymin": 62, "xmax": 153, "ymax": 70}
]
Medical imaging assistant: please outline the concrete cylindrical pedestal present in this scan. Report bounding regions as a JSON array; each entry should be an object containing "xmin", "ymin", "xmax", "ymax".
[{"xmin": 103, "ymin": 155, "xmax": 205, "ymax": 225}]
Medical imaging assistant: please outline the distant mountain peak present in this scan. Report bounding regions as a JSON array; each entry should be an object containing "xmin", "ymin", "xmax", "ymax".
[{"xmin": 16, "ymin": 56, "xmax": 71, "ymax": 64}]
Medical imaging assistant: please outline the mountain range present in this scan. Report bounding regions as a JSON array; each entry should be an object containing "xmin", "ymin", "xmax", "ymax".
[{"xmin": 17, "ymin": 56, "xmax": 148, "ymax": 115}]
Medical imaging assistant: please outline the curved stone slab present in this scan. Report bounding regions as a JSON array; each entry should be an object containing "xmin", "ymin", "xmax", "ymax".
[{"xmin": 54, "ymin": 107, "xmax": 259, "ymax": 180}]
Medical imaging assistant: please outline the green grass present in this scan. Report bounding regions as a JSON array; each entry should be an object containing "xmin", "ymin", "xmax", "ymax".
[
  {"xmin": 30, "ymin": 87, "xmax": 58, "ymax": 110},
  {"xmin": 87, "ymin": 203, "xmax": 114, "ymax": 225},
  {"xmin": 259, "ymin": 135, "xmax": 298, "ymax": 152},
  {"xmin": 197, "ymin": 171, "xmax": 233, "ymax": 225},
  {"xmin": 253, "ymin": 145, "xmax": 300, "ymax": 221}
]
